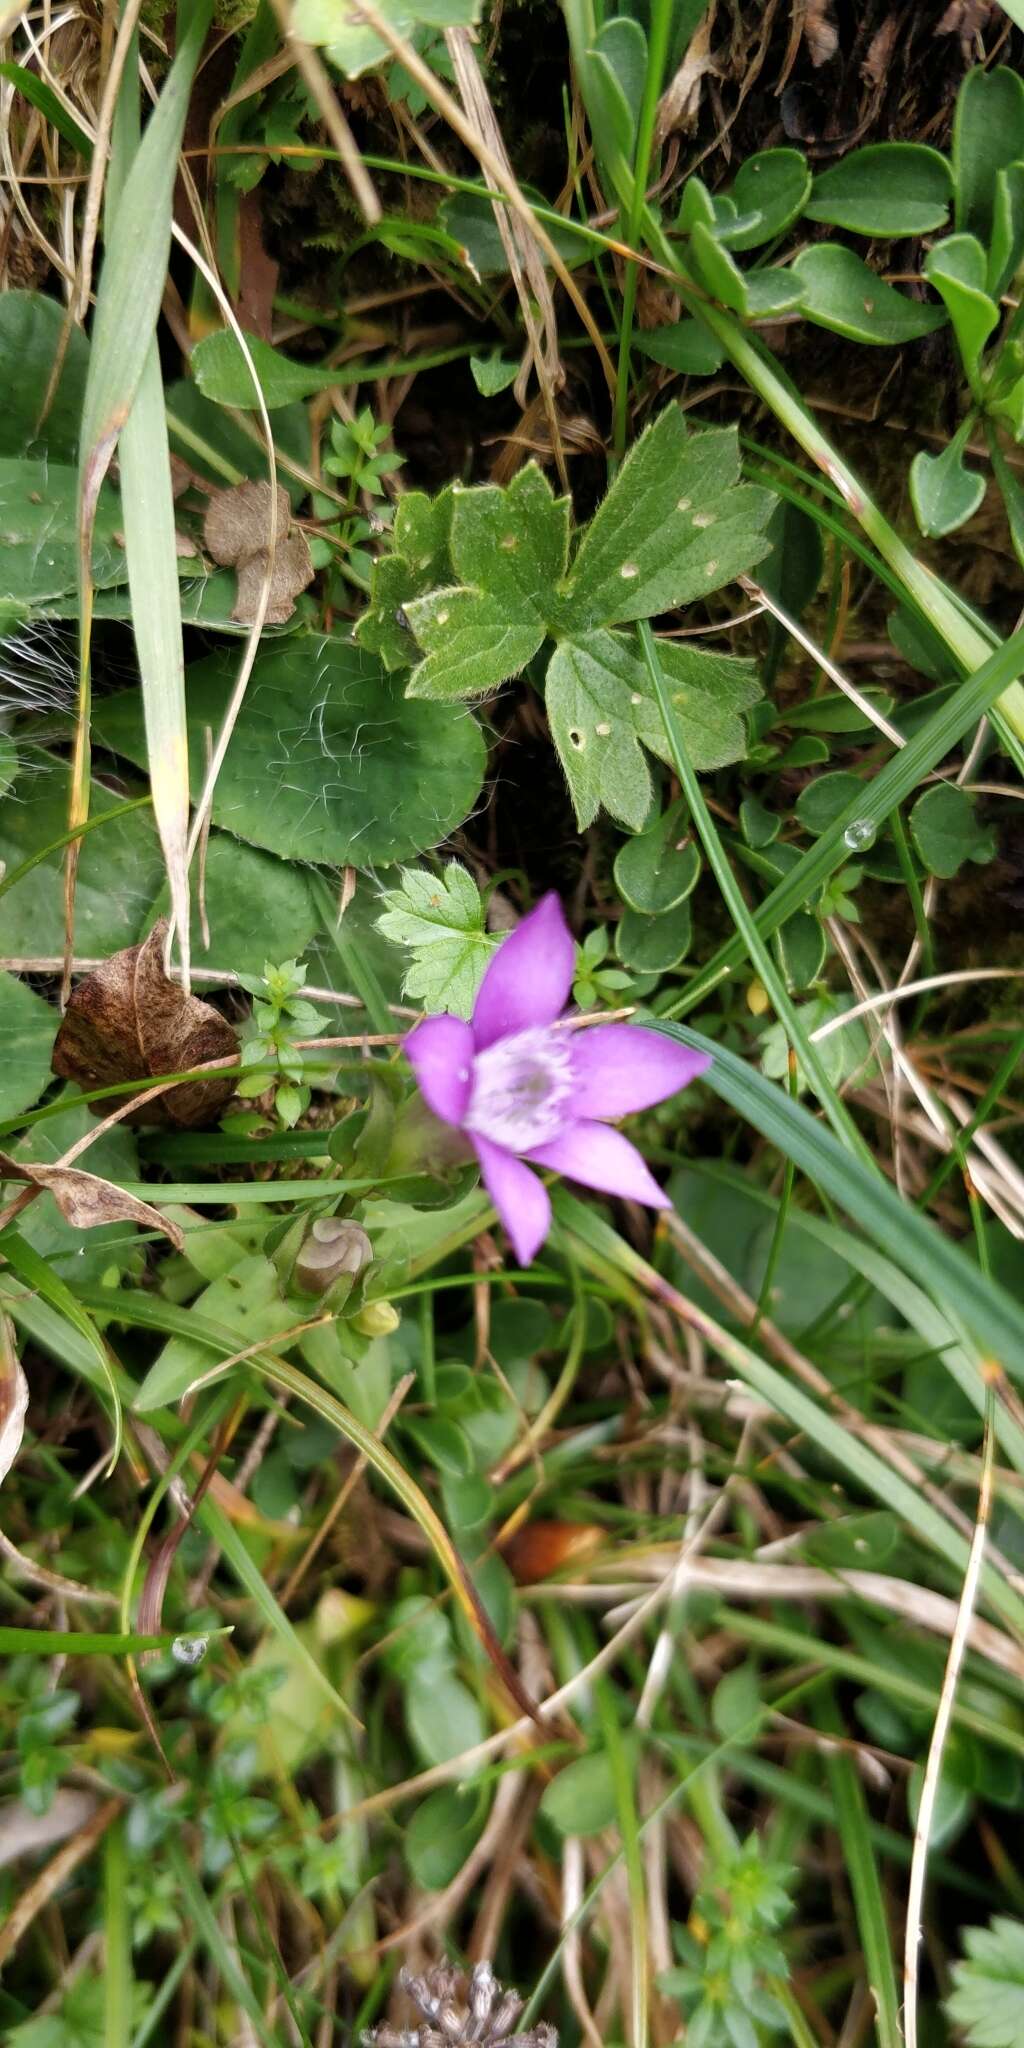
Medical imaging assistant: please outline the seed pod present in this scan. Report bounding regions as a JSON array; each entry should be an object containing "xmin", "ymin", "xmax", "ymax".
[
  {"xmin": 294, "ymin": 1218, "xmax": 372, "ymax": 1297},
  {"xmin": 500, "ymin": 1520, "xmax": 603, "ymax": 1584}
]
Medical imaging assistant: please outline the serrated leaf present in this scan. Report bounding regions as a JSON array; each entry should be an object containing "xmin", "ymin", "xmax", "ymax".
[
  {"xmin": 546, "ymin": 628, "xmax": 760, "ymax": 829},
  {"xmin": 405, "ymin": 588, "xmax": 544, "ymax": 699},
  {"xmin": 470, "ymin": 351, "xmax": 519, "ymax": 396},
  {"xmin": 450, "ymin": 463, "xmax": 569, "ymax": 613},
  {"xmin": 376, "ymin": 861, "xmax": 499, "ymax": 1017},
  {"xmin": 790, "ymin": 244, "xmax": 948, "ymax": 344},
  {"xmin": 356, "ymin": 487, "xmax": 453, "ymax": 671},
  {"xmin": 560, "ymin": 410, "xmax": 773, "ymax": 631},
  {"xmin": 946, "ymin": 1915, "xmax": 1024, "ymax": 2048},
  {"xmin": 804, "ymin": 143, "xmax": 952, "ymax": 237}
]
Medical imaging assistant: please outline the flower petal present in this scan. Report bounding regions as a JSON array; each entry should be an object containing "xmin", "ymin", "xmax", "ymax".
[
  {"xmin": 405, "ymin": 1014, "xmax": 475, "ymax": 1126},
  {"xmin": 471, "ymin": 893, "xmax": 576, "ymax": 1051},
  {"xmin": 570, "ymin": 1025, "xmax": 711, "ymax": 1119},
  {"xmin": 526, "ymin": 1120, "xmax": 670, "ymax": 1208},
  {"xmin": 473, "ymin": 1134, "xmax": 552, "ymax": 1266}
]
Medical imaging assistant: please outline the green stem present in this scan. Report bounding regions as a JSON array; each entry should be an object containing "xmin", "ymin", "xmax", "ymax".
[
  {"xmin": 638, "ymin": 620, "xmax": 874, "ymax": 1164},
  {"xmin": 612, "ymin": 0, "xmax": 675, "ymax": 457}
]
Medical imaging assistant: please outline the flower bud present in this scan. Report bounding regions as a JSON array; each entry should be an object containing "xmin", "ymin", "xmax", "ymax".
[
  {"xmin": 350, "ymin": 1299, "xmax": 401, "ymax": 1338},
  {"xmin": 294, "ymin": 1218, "xmax": 372, "ymax": 1297}
]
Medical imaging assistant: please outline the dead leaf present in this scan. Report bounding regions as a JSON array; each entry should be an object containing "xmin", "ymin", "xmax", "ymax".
[
  {"xmin": 861, "ymin": 17, "xmax": 898, "ymax": 88},
  {"xmin": 804, "ymin": 0, "xmax": 839, "ymax": 66},
  {"xmin": 0, "ymin": 1155, "xmax": 184, "ymax": 1249},
  {"xmin": 500, "ymin": 1520, "xmax": 604, "ymax": 1584},
  {"xmin": 203, "ymin": 479, "xmax": 314, "ymax": 626},
  {"xmin": 936, "ymin": 0, "xmax": 994, "ymax": 41},
  {"xmin": 0, "ymin": 1315, "xmax": 28, "ymax": 1490},
  {"xmin": 51, "ymin": 920, "xmax": 237, "ymax": 1128},
  {"xmin": 656, "ymin": 11, "xmax": 719, "ymax": 138}
]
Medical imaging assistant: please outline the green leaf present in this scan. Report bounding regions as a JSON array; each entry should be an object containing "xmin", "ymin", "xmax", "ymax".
[
  {"xmin": 439, "ymin": 187, "xmax": 592, "ymax": 275},
  {"xmin": 924, "ymin": 235, "xmax": 999, "ymax": 392},
  {"xmin": 615, "ymin": 900, "xmax": 692, "ymax": 972},
  {"xmin": 406, "ymin": 1787, "xmax": 486, "ymax": 1890},
  {"xmin": 954, "ymin": 65, "xmax": 1024, "ymax": 247},
  {"xmin": 356, "ymin": 487, "xmax": 453, "ymax": 671},
  {"xmin": 777, "ymin": 911, "xmax": 826, "ymax": 990},
  {"xmin": 191, "ymin": 328, "xmax": 352, "ymax": 409},
  {"xmin": 910, "ymin": 422, "xmax": 986, "ymax": 539},
  {"xmin": 946, "ymin": 1915, "xmax": 1024, "ymax": 2048},
  {"xmin": 634, "ymin": 321, "xmax": 726, "ymax": 376},
  {"xmin": 546, "ymin": 630, "xmax": 759, "ymax": 831},
  {"xmin": 295, "ymin": 0, "xmax": 479, "ymax": 79},
  {"xmin": 0, "ymin": 769, "xmax": 164, "ymax": 957},
  {"xmin": 690, "ymin": 222, "xmax": 803, "ymax": 318},
  {"xmin": 140, "ymin": 832, "xmax": 321, "ymax": 975},
  {"xmin": 795, "ymin": 769, "xmax": 866, "ymax": 836},
  {"xmin": 546, "ymin": 633, "xmax": 654, "ymax": 829},
  {"xmin": 909, "ymin": 781, "xmax": 996, "ymax": 878},
  {"xmin": 135, "ymin": 1256, "xmax": 300, "ymax": 1410},
  {"xmin": 97, "ymin": 637, "xmax": 486, "ymax": 867},
  {"xmin": 725, "ymin": 148, "xmax": 810, "ymax": 250},
  {"xmin": 450, "ymin": 464, "xmax": 569, "ymax": 615},
  {"xmin": 0, "ymin": 458, "xmax": 126, "ymax": 613},
  {"xmin": 0, "ymin": 971, "xmax": 58, "ymax": 1119},
  {"xmin": 760, "ymin": 996, "xmax": 875, "ymax": 1095},
  {"xmin": 613, "ymin": 797, "xmax": 701, "ymax": 913},
  {"xmin": 561, "ymin": 410, "xmax": 773, "ymax": 630},
  {"xmin": 791, "ymin": 244, "xmax": 948, "ymax": 343},
  {"xmin": 758, "ymin": 497, "xmax": 824, "ymax": 619},
  {"xmin": 0, "ymin": 291, "xmax": 90, "ymax": 460},
  {"xmin": 805, "ymin": 143, "xmax": 952, "ymax": 237},
  {"xmin": 0, "ymin": 63, "xmax": 94, "ymax": 161},
  {"xmin": 406, "ymin": 1667, "xmax": 485, "ymax": 1765},
  {"xmin": 988, "ymin": 432, "xmax": 1024, "ymax": 575},
  {"xmin": 166, "ymin": 377, "xmax": 312, "ymax": 507},
  {"xmin": 405, "ymin": 589, "xmax": 544, "ymax": 699},
  {"xmin": 7, "ymin": 1092, "xmax": 139, "ymax": 1286},
  {"xmin": 376, "ymin": 861, "xmax": 498, "ymax": 1017},
  {"xmin": 988, "ymin": 162, "xmax": 1024, "ymax": 297},
  {"xmin": 470, "ymin": 351, "xmax": 520, "ymax": 396},
  {"xmin": 540, "ymin": 1748, "xmax": 621, "ymax": 1836}
]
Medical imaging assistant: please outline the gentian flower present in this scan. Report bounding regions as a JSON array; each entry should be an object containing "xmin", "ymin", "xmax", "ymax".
[{"xmin": 405, "ymin": 893, "xmax": 710, "ymax": 1266}]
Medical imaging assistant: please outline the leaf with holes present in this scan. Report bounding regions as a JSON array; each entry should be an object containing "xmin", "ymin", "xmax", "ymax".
[
  {"xmin": 546, "ymin": 630, "xmax": 761, "ymax": 830},
  {"xmin": 376, "ymin": 862, "xmax": 500, "ymax": 1018},
  {"xmin": 560, "ymin": 410, "xmax": 773, "ymax": 631}
]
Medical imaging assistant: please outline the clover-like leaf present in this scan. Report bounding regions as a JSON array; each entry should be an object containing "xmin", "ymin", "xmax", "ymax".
[
  {"xmin": 924, "ymin": 235, "xmax": 999, "ymax": 394},
  {"xmin": 910, "ymin": 421, "xmax": 987, "ymax": 538},
  {"xmin": 559, "ymin": 410, "xmax": 773, "ymax": 631},
  {"xmin": 376, "ymin": 862, "xmax": 499, "ymax": 1017},
  {"xmin": 946, "ymin": 1914, "xmax": 1024, "ymax": 2048},
  {"xmin": 405, "ymin": 589, "xmax": 545, "ymax": 700},
  {"xmin": 404, "ymin": 464, "xmax": 567, "ymax": 698}
]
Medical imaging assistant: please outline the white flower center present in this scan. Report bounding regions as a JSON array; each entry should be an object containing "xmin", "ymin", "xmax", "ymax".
[{"xmin": 465, "ymin": 1025, "xmax": 575, "ymax": 1152}]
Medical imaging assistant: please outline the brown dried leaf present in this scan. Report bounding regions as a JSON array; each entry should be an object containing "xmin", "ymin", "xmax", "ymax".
[
  {"xmin": 0, "ymin": 1315, "xmax": 28, "ymax": 1490},
  {"xmin": 804, "ymin": 0, "xmax": 838, "ymax": 66},
  {"xmin": 51, "ymin": 920, "xmax": 237, "ymax": 1128},
  {"xmin": 936, "ymin": 0, "xmax": 994, "ymax": 39},
  {"xmin": 861, "ymin": 17, "xmax": 898, "ymax": 87},
  {"xmin": 203, "ymin": 480, "xmax": 314, "ymax": 624},
  {"xmin": 0, "ymin": 1154, "xmax": 184, "ymax": 1248},
  {"xmin": 232, "ymin": 532, "xmax": 315, "ymax": 625}
]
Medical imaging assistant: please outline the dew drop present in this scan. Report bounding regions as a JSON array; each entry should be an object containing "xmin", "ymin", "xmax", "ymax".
[
  {"xmin": 595, "ymin": 722, "xmax": 611, "ymax": 736},
  {"xmin": 676, "ymin": 497, "xmax": 691, "ymax": 512},
  {"xmin": 619, "ymin": 562, "xmax": 639, "ymax": 579},
  {"xmin": 842, "ymin": 817, "xmax": 876, "ymax": 852},
  {"xmin": 171, "ymin": 1633, "xmax": 210, "ymax": 1668}
]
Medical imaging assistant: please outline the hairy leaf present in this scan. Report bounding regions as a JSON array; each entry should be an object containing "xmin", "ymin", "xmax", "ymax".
[{"xmin": 376, "ymin": 863, "xmax": 498, "ymax": 1017}]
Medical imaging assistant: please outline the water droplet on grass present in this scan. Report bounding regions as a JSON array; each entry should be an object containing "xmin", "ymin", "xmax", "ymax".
[
  {"xmin": 842, "ymin": 817, "xmax": 876, "ymax": 851},
  {"xmin": 171, "ymin": 1633, "xmax": 209, "ymax": 1667}
]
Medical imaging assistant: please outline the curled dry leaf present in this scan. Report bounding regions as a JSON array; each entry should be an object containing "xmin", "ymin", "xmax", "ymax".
[
  {"xmin": 804, "ymin": 0, "xmax": 839, "ymax": 66},
  {"xmin": 0, "ymin": 1314, "xmax": 28, "ymax": 1490},
  {"xmin": 203, "ymin": 478, "xmax": 314, "ymax": 625},
  {"xmin": 51, "ymin": 919, "xmax": 237, "ymax": 1128},
  {"xmin": 0, "ymin": 1154, "xmax": 184, "ymax": 1249}
]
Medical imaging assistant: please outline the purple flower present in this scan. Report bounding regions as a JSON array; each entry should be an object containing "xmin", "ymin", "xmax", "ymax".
[{"xmin": 405, "ymin": 893, "xmax": 710, "ymax": 1266}]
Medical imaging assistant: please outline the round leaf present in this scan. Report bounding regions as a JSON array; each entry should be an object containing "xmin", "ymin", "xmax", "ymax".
[
  {"xmin": 614, "ymin": 798, "xmax": 701, "ymax": 914},
  {"xmin": 805, "ymin": 143, "xmax": 952, "ymax": 237},
  {"xmin": 791, "ymin": 244, "xmax": 948, "ymax": 344},
  {"xmin": 97, "ymin": 637, "xmax": 487, "ymax": 868},
  {"xmin": 615, "ymin": 901, "xmax": 692, "ymax": 972},
  {"xmin": 909, "ymin": 782, "xmax": 997, "ymax": 878}
]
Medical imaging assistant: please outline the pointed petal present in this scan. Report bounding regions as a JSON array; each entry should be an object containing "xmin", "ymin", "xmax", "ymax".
[
  {"xmin": 570, "ymin": 1025, "xmax": 711, "ymax": 1119},
  {"xmin": 471, "ymin": 893, "xmax": 575, "ymax": 1051},
  {"xmin": 473, "ymin": 1134, "xmax": 552, "ymax": 1266},
  {"xmin": 527, "ymin": 1120, "xmax": 670, "ymax": 1208},
  {"xmin": 405, "ymin": 1014, "xmax": 475, "ymax": 1126}
]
